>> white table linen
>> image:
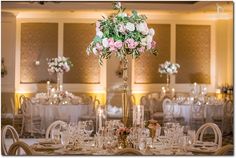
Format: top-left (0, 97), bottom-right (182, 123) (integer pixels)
top-left (173, 103), bottom-right (224, 124)
top-left (31, 104), bottom-right (89, 132)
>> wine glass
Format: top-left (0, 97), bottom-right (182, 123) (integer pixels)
top-left (84, 120), bottom-right (94, 138)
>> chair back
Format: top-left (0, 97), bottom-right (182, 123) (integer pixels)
top-left (1, 125), bottom-right (19, 155)
top-left (21, 97), bottom-right (33, 117)
top-left (8, 141), bottom-right (34, 155)
top-left (10, 98), bottom-right (15, 115)
top-left (162, 98), bottom-right (174, 117)
top-left (140, 96), bottom-right (149, 106)
top-left (114, 148), bottom-right (143, 155)
top-left (130, 95), bottom-right (136, 106)
top-left (196, 123), bottom-right (222, 149)
top-left (224, 100), bottom-right (233, 117)
top-left (45, 120), bottom-right (67, 139)
top-left (191, 100), bottom-right (205, 119)
top-left (214, 144), bottom-right (234, 155)
top-left (146, 92), bottom-right (160, 100)
top-left (172, 103), bottom-right (182, 117)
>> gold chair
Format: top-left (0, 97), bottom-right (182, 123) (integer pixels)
top-left (196, 123), bottom-right (222, 151)
top-left (8, 141), bottom-right (34, 155)
top-left (214, 144), bottom-right (234, 155)
top-left (45, 120), bottom-right (67, 139)
top-left (1, 125), bottom-right (19, 155)
top-left (21, 97), bottom-right (42, 136)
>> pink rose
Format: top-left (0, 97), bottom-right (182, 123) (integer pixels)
top-left (147, 42), bottom-right (152, 50)
top-left (96, 43), bottom-right (103, 51)
top-left (137, 46), bottom-right (145, 53)
top-left (108, 38), bottom-right (115, 47)
top-left (114, 41), bottom-right (123, 49)
top-left (109, 46), bottom-right (117, 52)
top-left (151, 41), bottom-right (156, 49)
top-left (125, 38), bottom-right (138, 49)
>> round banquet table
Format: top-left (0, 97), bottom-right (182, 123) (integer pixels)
top-left (172, 103), bottom-right (224, 124)
top-left (31, 104), bottom-right (89, 132)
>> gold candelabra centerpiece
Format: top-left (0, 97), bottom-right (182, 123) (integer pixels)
top-left (87, 2), bottom-right (157, 127)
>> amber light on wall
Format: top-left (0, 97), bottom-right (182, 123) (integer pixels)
top-left (176, 24), bottom-right (211, 84)
top-left (63, 23), bottom-right (100, 84)
top-left (20, 23), bottom-right (58, 83)
top-left (134, 24), bottom-right (171, 84)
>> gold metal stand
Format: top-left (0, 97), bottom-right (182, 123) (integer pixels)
top-left (122, 56), bottom-right (129, 127)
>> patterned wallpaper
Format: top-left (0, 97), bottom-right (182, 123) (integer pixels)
top-left (20, 23), bottom-right (58, 83)
top-left (176, 25), bottom-right (211, 84)
top-left (63, 23), bottom-right (100, 84)
top-left (134, 24), bottom-right (171, 84)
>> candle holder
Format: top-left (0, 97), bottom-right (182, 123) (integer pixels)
top-left (96, 106), bottom-right (107, 133)
top-left (133, 105), bottom-right (144, 128)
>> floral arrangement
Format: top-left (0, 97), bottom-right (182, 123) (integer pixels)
top-left (159, 61), bottom-right (180, 75)
top-left (87, 2), bottom-right (157, 64)
top-left (145, 119), bottom-right (160, 139)
top-left (47, 56), bottom-right (73, 74)
top-left (116, 127), bottom-right (130, 138)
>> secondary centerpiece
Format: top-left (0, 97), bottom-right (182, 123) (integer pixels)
top-left (116, 127), bottom-right (130, 148)
top-left (159, 61), bottom-right (180, 91)
top-left (145, 119), bottom-right (161, 142)
top-left (87, 2), bottom-right (157, 126)
top-left (47, 56), bottom-right (73, 90)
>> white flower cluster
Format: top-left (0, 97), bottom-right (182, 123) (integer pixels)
top-left (159, 61), bottom-right (180, 74)
top-left (47, 56), bottom-right (72, 74)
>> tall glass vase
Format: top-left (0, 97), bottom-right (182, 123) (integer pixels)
top-left (122, 56), bottom-right (129, 127)
top-left (57, 72), bottom-right (63, 91)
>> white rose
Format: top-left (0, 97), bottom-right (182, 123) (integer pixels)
top-left (146, 35), bottom-right (153, 43)
top-left (125, 22), bottom-right (135, 32)
top-left (141, 37), bottom-right (147, 46)
top-left (102, 38), bottom-right (109, 48)
top-left (149, 28), bottom-right (155, 36)
top-left (167, 68), bottom-right (172, 73)
top-left (96, 31), bottom-right (103, 38)
top-left (136, 22), bottom-right (149, 35)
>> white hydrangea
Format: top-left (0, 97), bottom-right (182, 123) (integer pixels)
top-left (125, 22), bottom-right (135, 32)
top-left (136, 22), bottom-right (149, 35)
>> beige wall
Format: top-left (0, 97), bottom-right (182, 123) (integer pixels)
top-left (215, 19), bottom-right (233, 87)
top-left (1, 11), bottom-right (233, 110)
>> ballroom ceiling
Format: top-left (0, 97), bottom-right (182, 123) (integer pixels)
top-left (1, 1), bottom-right (233, 14)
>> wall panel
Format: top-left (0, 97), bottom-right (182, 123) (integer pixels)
top-left (176, 25), bottom-right (211, 84)
top-left (20, 23), bottom-right (58, 83)
top-left (134, 24), bottom-right (171, 84)
top-left (63, 23), bottom-right (100, 83)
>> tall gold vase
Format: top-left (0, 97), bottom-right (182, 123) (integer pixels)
top-left (122, 56), bottom-right (129, 127)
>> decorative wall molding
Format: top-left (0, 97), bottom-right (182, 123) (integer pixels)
top-left (134, 24), bottom-right (171, 84)
top-left (176, 24), bottom-right (211, 84)
top-left (20, 22), bottom-right (58, 83)
top-left (132, 20), bottom-right (216, 93)
top-left (15, 18), bottom-right (106, 93)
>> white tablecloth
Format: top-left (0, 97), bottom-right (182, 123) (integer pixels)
top-left (173, 104), bottom-right (224, 124)
top-left (32, 104), bottom-right (89, 132)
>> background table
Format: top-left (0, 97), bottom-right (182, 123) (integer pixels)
top-left (31, 104), bottom-right (89, 132)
